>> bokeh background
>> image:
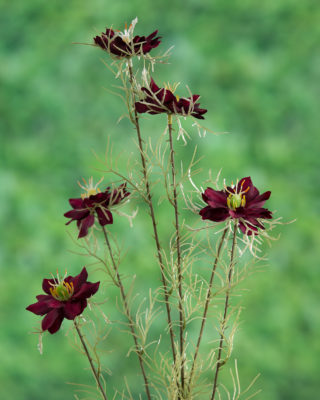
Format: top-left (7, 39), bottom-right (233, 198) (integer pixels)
top-left (1, 0), bottom-right (319, 399)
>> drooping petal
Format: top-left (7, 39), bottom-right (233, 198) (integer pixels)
top-left (73, 281), bottom-right (100, 300)
top-left (69, 198), bottom-right (85, 209)
top-left (26, 300), bottom-right (52, 316)
top-left (63, 300), bottom-right (86, 320)
top-left (47, 312), bottom-right (64, 334)
top-left (64, 208), bottom-right (90, 221)
top-left (247, 191), bottom-right (271, 208)
top-left (199, 206), bottom-right (229, 222)
top-left (96, 207), bottom-right (113, 226)
top-left (69, 267), bottom-right (88, 293)
top-left (78, 214), bottom-right (95, 238)
top-left (42, 309), bottom-right (63, 333)
top-left (238, 221), bottom-right (258, 236)
top-left (203, 188), bottom-right (228, 208)
top-left (42, 278), bottom-right (56, 295)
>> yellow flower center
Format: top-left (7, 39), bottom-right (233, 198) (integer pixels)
top-left (225, 179), bottom-right (250, 210)
top-left (50, 281), bottom-right (74, 301)
top-left (78, 177), bottom-right (103, 199)
top-left (227, 193), bottom-right (246, 210)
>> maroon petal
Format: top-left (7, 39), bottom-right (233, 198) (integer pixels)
top-left (69, 267), bottom-right (88, 293)
top-left (247, 191), bottom-right (271, 208)
top-left (42, 309), bottom-right (63, 333)
top-left (69, 198), bottom-right (84, 209)
top-left (238, 177), bottom-right (260, 202)
top-left (47, 312), bottom-right (64, 334)
top-left (26, 300), bottom-right (52, 316)
top-left (199, 206), bottom-right (229, 222)
top-left (135, 102), bottom-right (149, 113)
top-left (63, 300), bottom-right (87, 320)
top-left (36, 294), bottom-right (51, 301)
top-left (150, 78), bottom-right (160, 92)
top-left (42, 278), bottom-right (56, 295)
top-left (78, 214), bottom-right (95, 238)
top-left (245, 207), bottom-right (272, 219)
top-left (239, 221), bottom-right (258, 236)
top-left (64, 208), bottom-right (90, 221)
top-left (96, 207), bottom-right (113, 226)
top-left (73, 281), bottom-right (100, 300)
top-left (203, 188), bottom-right (228, 208)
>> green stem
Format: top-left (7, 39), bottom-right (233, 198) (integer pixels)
top-left (187, 227), bottom-right (228, 393)
top-left (74, 319), bottom-right (108, 400)
top-left (127, 62), bottom-right (177, 365)
top-left (168, 115), bottom-right (185, 395)
top-left (102, 226), bottom-right (152, 400)
top-left (211, 222), bottom-right (238, 400)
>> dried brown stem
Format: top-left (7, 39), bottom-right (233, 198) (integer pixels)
top-left (168, 115), bottom-right (185, 395)
top-left (74, 319), bottom-right (108, 400)
top-left (211, 222), bottom-right (238, 400)
top-left (102, 226), bottom-right (152, 400)
top-left (187, 227), bottom-right (228, 393)
top-left (127, 62), bottom-right (177, 365)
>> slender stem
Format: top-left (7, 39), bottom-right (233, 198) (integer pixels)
top-left (102, 226), bottom-right (152, 400)
top-left (74, 319), bottom-right (108, 400)
top-left (127, 62), bottom-right (177, 364)
top-left (187, 227), bottom-right (228, 392)
top-left (211, 222), bottom-right (238, 400)
top-left (168, 115), bottom-right (185, 394)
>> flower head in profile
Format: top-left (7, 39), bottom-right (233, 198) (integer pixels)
top-left (26, 267), bottom-right (100, 334)
top-left (199, 176), bottom-right (272, 235)
top-left (135, 78), bottom-right (207, 120)
top-left (64, 178), bottom-right (130, 238)
top-left (94, 17), bottom-right (161, 58)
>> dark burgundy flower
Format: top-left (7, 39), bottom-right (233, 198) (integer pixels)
top-left (135, 78), bottom-right (207, 120)
top-left (26, 267), bottom-right (100, 334)
top-left (94, 18), bottom-right (161, 58)
top-left (199, 177), bottom-right (272, 235)
top-left (64, 178), bottom-right (130, 238)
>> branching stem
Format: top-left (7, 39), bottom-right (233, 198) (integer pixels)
top-left (187, 227), bottom-right (228, 393)
top-left (127, 62), bottom-right (177, 365)
top-left (102, 226), bottom-right (152, 400)
top-left (211, 222), bottom-right (238, 400)
top-left (168, 115), bottom-right (185, 395)
top-left (74, 319), bottom-right (108, 400)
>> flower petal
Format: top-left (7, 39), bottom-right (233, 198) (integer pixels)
top-left (73, 281), bottom-right (100, 300)
top-left (199, 206), bottom-right (229, 222)
top-left (69, 267), bottom-right (88, 293)
top-left (247, 191), bottom-right (271, 208)
top-left (78, 214), bottom-right (95, 238)
top-left (63, 300), bottom-right (87, 320)
top-left (96, 207), bottom-right (113, 226)
top-left (42, 309), bottom-right (63, 333)
top-left (69, 198), bottom-right (85, 209)
top-left (203, 187), bottom-right (228, 208)
top-left (26, 300), bottom-right (51, 316)
top-left (64, 208), bottom-right (90, 221)
top-left (42, 278), bottom-right (56, 295)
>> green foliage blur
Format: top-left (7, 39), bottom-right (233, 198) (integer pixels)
top-left (1, 0), bottom-right (319, 399)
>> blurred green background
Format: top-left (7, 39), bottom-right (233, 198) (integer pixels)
top-left (1, 0), bottom-right (319, 398)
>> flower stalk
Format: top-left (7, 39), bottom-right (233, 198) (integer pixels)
top-left (211, 222), bottom-right (238, 400)
top-left (127, 61), bottom-right (177, 365)
top-left (187, 226), bottom-right (228, 393)
top-left (168, 114), bottom-right (185, 394)
top-left (74, 319), bottom-right (108, 400)
top-left (102, 226), bottom-right (152, 400)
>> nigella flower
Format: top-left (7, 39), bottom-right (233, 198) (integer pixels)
top-left (64, 178), bottom-right (130, 238)
top-left (199, 177), bottom-right (272, 235)
top-left (135, 78), bottom-right (207, 120)
top-left (26, 267), bottom-right (100, 334)
top-left (94, 17), bottom-right (161, 58)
